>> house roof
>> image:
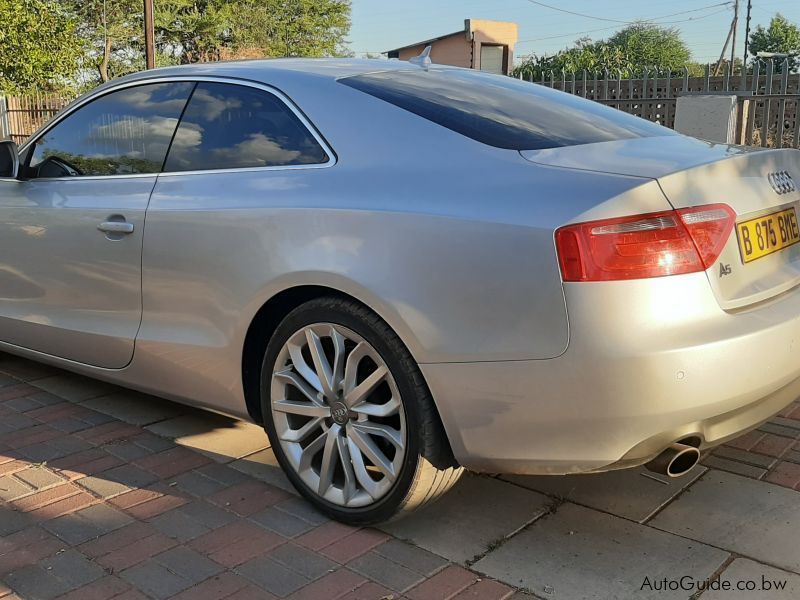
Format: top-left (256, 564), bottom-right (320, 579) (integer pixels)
top-left (385, 30), bottom-right (465, 54)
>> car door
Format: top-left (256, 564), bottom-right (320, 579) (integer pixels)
top-left (0, 81), bottom-right (194, 368)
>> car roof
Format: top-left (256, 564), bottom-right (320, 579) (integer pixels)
top-left (113, 58), bottom-right (435, 86)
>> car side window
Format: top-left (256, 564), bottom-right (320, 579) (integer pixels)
top-left (163, 82), bottom-right (329, 172)
top-left (25, 82), bottom-right (195, 178)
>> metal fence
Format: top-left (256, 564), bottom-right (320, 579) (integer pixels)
top-left (0, 92), bottom-right (72, 144)
top-left (526, 61), bottom-right (800, 149)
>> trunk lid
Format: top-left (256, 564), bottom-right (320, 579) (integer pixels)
top-left (522, 136), bottom-right (800, 309)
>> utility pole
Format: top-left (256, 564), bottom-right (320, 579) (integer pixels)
top-left (743, 0), bottom-right (752, 68)
top-left (730, 0), bottom-right (739, 72)
top-left (144, 0), bottom-right (155, 70)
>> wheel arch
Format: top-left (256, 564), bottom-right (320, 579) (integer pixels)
top-left (240, 284), bottom-right (448, 452)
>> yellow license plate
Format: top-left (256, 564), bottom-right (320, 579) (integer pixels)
top-left (736, 207), bottom-right (800, 263)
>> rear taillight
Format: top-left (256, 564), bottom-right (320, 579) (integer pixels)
top-left (555, 203), bottom-right (735, 282)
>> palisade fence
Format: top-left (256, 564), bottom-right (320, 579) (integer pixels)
top-left (0, 92), bottom-right (73, 144)
top-left (521, 60), bottom-right (800, 149)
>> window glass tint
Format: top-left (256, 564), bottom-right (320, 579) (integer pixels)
top-left (164, 83), bottom-right (328, 172)
top-left (339, 69), bottom-right (675, 150)
top-left (28, 82), bottom-right (193, 177)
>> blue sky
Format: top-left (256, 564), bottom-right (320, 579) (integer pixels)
top-left (349, 0), bottom-right (800, 64)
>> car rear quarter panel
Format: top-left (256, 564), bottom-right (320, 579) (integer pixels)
top-left (132, 76), bottom-right (673, 417)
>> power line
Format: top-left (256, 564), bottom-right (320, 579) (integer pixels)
top-left (516, 7), bottom-right (731, 45)
top-left (519, 0), bottom-right (732, 25)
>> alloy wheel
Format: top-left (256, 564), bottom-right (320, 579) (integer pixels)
top-left (270, 323), bottom-right (407, 508)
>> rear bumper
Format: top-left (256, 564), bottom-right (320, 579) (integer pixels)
top-left (421, 272), bottom-right (800, 475)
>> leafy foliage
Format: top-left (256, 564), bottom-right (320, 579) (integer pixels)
top-left (513, 23), bottom-right (693, 80)
top-left (749, 13), bottom-right (800, 72)
top-left (0, 0), bottom-right (85, 92)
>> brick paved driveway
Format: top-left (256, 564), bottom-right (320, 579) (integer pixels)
top-left (1, 351), bottom-right (800, 600)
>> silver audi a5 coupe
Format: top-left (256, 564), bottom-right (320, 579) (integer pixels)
top-left (1, 58), bottom-right (799, 524)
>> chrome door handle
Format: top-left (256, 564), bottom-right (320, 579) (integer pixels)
top-left (98, 221), bottom-right (134, 234)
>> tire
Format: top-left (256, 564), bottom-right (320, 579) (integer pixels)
top-left (260, 297), bottom-right (463, 525)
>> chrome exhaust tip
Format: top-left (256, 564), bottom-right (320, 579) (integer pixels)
top-left (645, 442), bottom-right (700, 478)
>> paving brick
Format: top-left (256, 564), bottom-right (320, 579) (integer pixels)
top-left (103, 441), bottom-right (152, 462)
top-left (236, 557), bottom-right (310, 597)
top-left (0, 475), bottom-right (33, 501)
top-left (12, 483), bottom-right (80, 512)
top-left (175, 500), bottom-right (237, 530)
top-left (154, 546), bottom-right (223, 584)
top-left (207, 527), bottom-right (285, 568)
top-left (169, 471), bottom-right (228, 497)
top-left (712, 446), bottom-right (778, 469)
top-left (149, 507), bottom-right (212, 542)
top-left (79, 521), bottom-right (156, 558)
top-left (702, 455), bottom-right (768, 479)
top-left (251, 507), bottom-right (315, 538)
top-left (96, 533), bottom-right (178, 572)
top-left (40, 549), bottom-right (106, 588)
top-left (453, 579), bottom-right (515, 600)
top-left (29, 491), bottom-right (96, 521)
top-left (771, 416), bottom-right (800, 432)
top-left (287, 568), bottom-right (366, 600)
top-left (134, 447), bottom-right (211, 479)
top-left (100, 464), bottom-right (158, 488)
top-left (14, 467), bottom-right (65, 491)
top-left (77, 422), bottom-right (139, 445)
top-left (169, 572), bottom-right (251, 600)
top-left (372, 539), bottom-right (449, 577)
top-left (224, 586), bottom-right (279, 600)
top-left (4, 424), bottom-right (62, 449)
top-left (0, 383), bottom-right (38, 401)
top-left (273, 497), bottom-right (329, 526)
top-left (54, 576), bottom-right (131, 600)
top-left (130, 432), bottom-right (175, 453)
top-left (268, 543), bottom-right (337, 580)
top-left (44, 503), bottom-right (134, 544)
top-left (119, 560), bottom-right (192, 600)
top-left (758, 422), bottom-right (800, 439)
top-left (724, 430), bottom-right (765, 451)
top-left (785, 449), bottom-right (800, 464)
top-left (348, 551), bottom-right (425, 592)
top-left (75, 475), bottom-right (130, 499)
top-left (319, 529), bottom-right (390, 563)
top-left (406, 566), bottom-right (477, 600)
top-left (0, 460), bottom-right (28, 477)
top-left (295, 521), bottom-right (359, 551)
top-left (0, 510), bottom-right (33, 537)
top-left (3, 565), bottom-right (73, 600)
top-left (57, 454), bottom-right (122, 480)
top-left (107, 488), bottom-right (162, 511)
top-left (752, 433), bottom-right (795, 457)
top-left (207, 480), bottom-right (290, 516)
top-left (0, 528), bottom-right (62, 574)
top-left (765, 461), bottom-right (800, 489)
top-left (42, 512), bottom-right (107, 545)
top-left (5, 396), bottom-right (43, 412)
top-left (124, 493), bottom-right (188, 519)
top-left (196, 463), bottom-right (252, 486)
top-left (337, 581), bottom-right (394, 600)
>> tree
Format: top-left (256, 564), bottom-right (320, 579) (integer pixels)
top-left (154, 0), bottom-right (351, 64)
top-left (514, 23), bottom-right (692, 80)
top-left (749, 13), bottom-right (800, 72)
top-left (607, 23), bottom-right (690, 71)
top-left (232, 0), bottom-right (351, 58)
top-left (0, 0), bottom-right (84, 92)
top-left (63, 0), bottom-right (145, 83)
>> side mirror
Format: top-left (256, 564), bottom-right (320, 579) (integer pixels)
top-left (0, 140), bottom-right (19, 178)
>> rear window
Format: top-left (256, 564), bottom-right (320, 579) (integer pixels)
top-left (339, 69), bottom-right (674, 151)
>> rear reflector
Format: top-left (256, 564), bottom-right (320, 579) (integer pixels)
top-left (556, 204), bottom-right (736, 282)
